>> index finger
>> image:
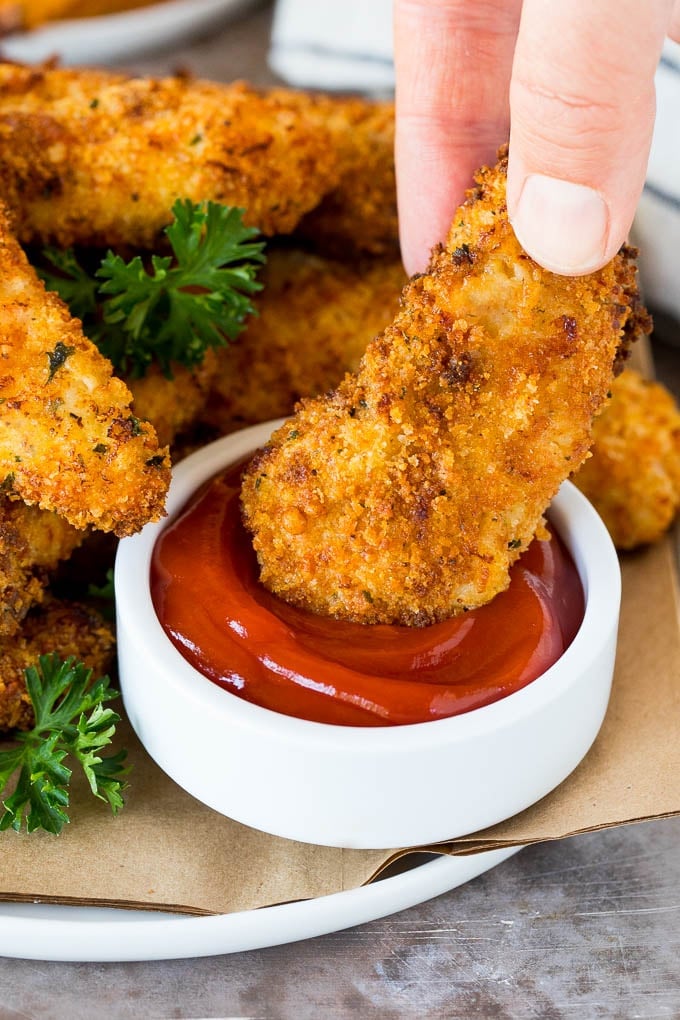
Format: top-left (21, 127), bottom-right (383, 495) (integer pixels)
top-left (394, 0), bottom-right (522, 274)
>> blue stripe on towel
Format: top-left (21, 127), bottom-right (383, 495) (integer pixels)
top-left (643, 180), bottom-right (680, 212)
top-left (660, 53), bottom-right (680, 75)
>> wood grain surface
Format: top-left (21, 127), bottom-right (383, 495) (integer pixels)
top-left (1, 819), bottom-right (679, 1018)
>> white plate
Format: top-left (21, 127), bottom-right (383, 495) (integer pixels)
top-left (0, 0), bottom-right (257, 66)
top-left (0, 847), bottom-right (519, 961)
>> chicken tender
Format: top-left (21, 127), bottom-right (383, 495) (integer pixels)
top-left (0, 500), bottom-right (85, 638)
top-left (4, 0), bottom-right (158, 30)
top-left (0, 64), bottom-right (340, 249)
top-left (0, 203), bottom-right (169, 536)
top-left (293, 96), bottom-right (398, 258)
top-left (0, 597), bottom-right (115, 733)
top-left (573, 368), bottom-right (680, 549)
top-left (202, 250), bottom-right (405, 435)
top-left (0, 301), bottom-right (211, 640)
top-left (127, 350), bottom-right (219, 449)
top-left (241, 151), bottom-right (646, 626)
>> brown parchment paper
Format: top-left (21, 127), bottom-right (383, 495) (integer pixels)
top-left (437, 534), bottom-right (680, 856)
top-left (0, 716), bottom-right (390, 915)
top-left (2, 505), bottom-right (679, 915)
top-left (1, 347), bottom-right (679, 916)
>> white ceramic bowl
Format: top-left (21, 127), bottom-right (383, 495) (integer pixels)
top-left (116, 421), bottom-right (621, 850)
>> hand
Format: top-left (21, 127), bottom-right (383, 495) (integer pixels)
top-left (394, 0), bottom-right (680, 276)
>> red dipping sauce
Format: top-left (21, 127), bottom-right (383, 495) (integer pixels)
top-left (151, 466), bottom-right (585, 727)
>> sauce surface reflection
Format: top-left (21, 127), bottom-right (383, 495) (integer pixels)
top-left (151, 466), bottom-right (585, 726)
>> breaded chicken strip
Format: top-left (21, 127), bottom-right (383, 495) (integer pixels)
top-left (0, 203), bottom-right (169, 536)
top-left (0, 64), bottom-right (340, 249)
top-left (127, 350), bottom-right (219, 450)
top-left (241, 152), bottom-right (646, 626)
top-left (0, 597), bottom-right (115, 733)
top-left (573, 368), bottom-right (680, 549)
top-left (292, 96), bottom-right (398, 258)
top-left (4, 0), bottom-right (157, 30)
top-left (0, 349), bottom-right (214, 642)
top-left (202, 250), bottom-right (405, 435)
top-left (0, 499), bottom-right (85, 638)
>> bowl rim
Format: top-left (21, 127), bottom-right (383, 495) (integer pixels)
top-left (115, 419), bottom-right (621, 751)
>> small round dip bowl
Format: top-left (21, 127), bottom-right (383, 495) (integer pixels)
top-left (116, 421), bottom-right (621, 850)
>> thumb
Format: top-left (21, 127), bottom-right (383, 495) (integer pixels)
top-left (507, 0), bottom-right (673, 276)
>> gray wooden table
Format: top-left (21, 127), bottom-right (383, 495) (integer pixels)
top-left (1, 4), bottom-right (680, 1017)
top-left (1, 819), bottom-right (679, 1018)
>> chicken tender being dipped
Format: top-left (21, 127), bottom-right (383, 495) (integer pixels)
top-left (0, 202), bottom-right (169, 536)
top-left (241, 151), bottom-right (648, 626)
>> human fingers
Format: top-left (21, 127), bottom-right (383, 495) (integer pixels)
top-left (394, 0), bottom-right (522, 275)
top-left (668, 0), bottom-right (680, 41)
top-left (507, 0), bottom-right (674, 276)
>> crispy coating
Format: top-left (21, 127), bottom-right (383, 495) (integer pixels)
top-left (292, 96), bottom-right (398, 258)
top-left (7, 1), bottom-right (159, 30)
top-left (202, 250), bottom-right (405, 435)
top-left (0, 203), bottom-right (170, 536)
top-left (127, 350), bottom-right (219, 449)
top-left (0, 0), bottom-right (150, 32)
top-left (0, 63), bottom-right (340, 248)
top-left (0, 499), bottom-right (85, 638)
top-left (573, 368), bottom-right (680, 549)
top-left (241, 152), bottom-right (645, 626)
top-left (0, 597), bottom-right (115, 733)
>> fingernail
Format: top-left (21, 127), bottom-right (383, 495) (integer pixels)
top-left (510, 174), bottom-right (609, 275)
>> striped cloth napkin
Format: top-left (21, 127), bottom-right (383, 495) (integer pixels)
top-left (270, 3), bottom-right (680, 321)
top-left (269, 0), bottom-right (394, 93)
top-left (633, 39), bottom-right (680, 323)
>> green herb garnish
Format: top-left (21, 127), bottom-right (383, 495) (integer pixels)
top-left (0, 654), bottom-right (129, 834)
top-left (39, 199), bottom-right (266, 379)
top-left (87, 566), bottom-right (116, 622)
top-left (46, 341), bottom-right (76, 382)
top-left (41, 248), bottom-right (98, 323)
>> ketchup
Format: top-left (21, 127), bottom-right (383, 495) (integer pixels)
top-left (151, 465), bottom-right (585, 727)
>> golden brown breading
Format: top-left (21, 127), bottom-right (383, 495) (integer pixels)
top-left (0, 597), bottom-right (115, 733)
top-left (202, 250), bottom-right (405, 435)
top-left (241, 152), bottom-right (645, 626)
top-left (127, 350), bottom-right (219, 449)
top-left (0, 202), bottom-right (170, 536)
top-left (293, 96), bottom-right (398, 258)
top-left (573, 368), bottom-right (680, 549)
top-left (0, 499), bottom-right (85, 638)
top-left (0, 64), bottom-right (341, 249)
top-left (0, 0), bottom-right (153, 32)
top-left (15, 0), bottom-right (158, 29)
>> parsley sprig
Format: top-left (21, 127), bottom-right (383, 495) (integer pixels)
top-left (87, 566), bottom-right (116, 621)
top-left (39, 199), bottom-right (266, 378)
top-left (0, 654), bottom-right (129, 834)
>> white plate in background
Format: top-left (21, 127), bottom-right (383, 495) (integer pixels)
top-left (0, 847), bottom-right (519, 961)
top-left (0, 0), bottom-right (257, 65)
